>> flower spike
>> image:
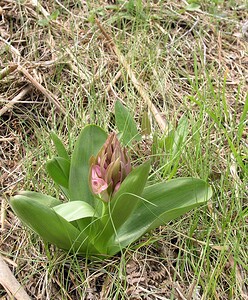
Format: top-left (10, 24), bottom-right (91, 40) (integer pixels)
top-left (89, 133), bottom-right (132, 202)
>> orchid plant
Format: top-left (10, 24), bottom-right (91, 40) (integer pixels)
top-left (11, 122), bottom-right (212, 257)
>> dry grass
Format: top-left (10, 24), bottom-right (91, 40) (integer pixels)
top-left (1, 0), bottom-right (247, 299)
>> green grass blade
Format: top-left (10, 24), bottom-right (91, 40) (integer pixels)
top-left (237, 94), bottom-right (248, 143)
top-left (161, 115), bottom-right (189, 178)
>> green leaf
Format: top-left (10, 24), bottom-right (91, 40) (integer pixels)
top-left (50, 131), bottom-right (70, 161)
top-left (37, 18), bottom-right (50, 26)
top-left (115, 100), bottom-right (141, 145)
top-left (46, 157), bottom-right (70, 188)
top-left (69, 125), bottom-right (107, 205)
top-left (53, 201), bottom-right (98, 222)
top-left (185, 3), bottom-right (201, 11)
top-left (50, 10), bottom-right (60, 20)
top-left (110, 160), bottom-right (151, 229)
top-left (37, 10), bottom-right (59, 26)
top-left (108, 178), bottom-right (212, 255)
top-left (10, 195), bottom-right (96, 253)
top-left (16, 191), bottom-right (62, 207)
top-left (93, 161), bottom-right (150, 253)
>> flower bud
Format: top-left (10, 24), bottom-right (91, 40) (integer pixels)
top-left (89, 133), bottom-right (132, 202)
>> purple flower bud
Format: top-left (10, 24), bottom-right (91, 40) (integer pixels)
top-left (91, 165), bottom-right (108, 194)
top-left (89, 133), bottom-right (132, 202)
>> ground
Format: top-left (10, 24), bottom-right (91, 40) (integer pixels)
top-left (0, 0), bottom-right (247, 299)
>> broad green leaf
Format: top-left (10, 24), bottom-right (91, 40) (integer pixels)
top-left (69, 125), bottom-right (107, 205)
top-left (46, 157), bottom-right (70, 188)
top-left (53, 201), bottom-right (98, 222)
top-left (108, 178), bottom-right (212, 255)
top-left (16, 191), bottom-right (62, 207)
top-left (110, 160), bottom-right (151, 229)
top-left (50, 131), bottom-right (70, 161)
top-left (93, 161), bottom-right (150, 253)
top-left (10, 195), bottom-right (97, 254)
top-left (115, 100), bottom-right (141, 145)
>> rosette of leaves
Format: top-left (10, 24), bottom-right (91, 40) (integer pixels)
top-left (10, 125), bottom-right (212, 257)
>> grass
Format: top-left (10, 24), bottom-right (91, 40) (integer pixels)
top-left (1, 0), bottom-right (247, 299)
